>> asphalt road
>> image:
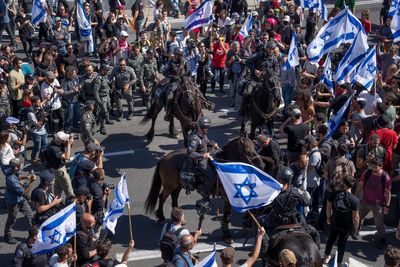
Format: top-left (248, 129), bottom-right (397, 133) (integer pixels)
top-left (0, 0), bottom-right (397, 266)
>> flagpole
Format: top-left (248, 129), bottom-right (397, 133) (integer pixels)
top-left (127, 203), bottom-right (133, 241)
top-left (247, 210), bottom-right (262, 229)
top-left (215, 177), bottom-right (220, 216)
top-left (74, 234), bottom-right (77, 267)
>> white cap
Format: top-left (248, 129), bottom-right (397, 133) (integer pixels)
top-left (55, 131), bottom-right (70, 141)
top-left (120, 30), bottom-right (129, 37)
top-left (283, 15), bottom-right (290, 22)
top-left (6, 116), bottom-right (19, 124)
top-left (252, 11), bottom-right (258, 16)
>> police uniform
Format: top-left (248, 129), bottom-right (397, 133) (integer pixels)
top-left (187, 131), bottom-right (215, 194)
top-left (93, 71), bottom-right (113, 133)
top-left (109, 66), bottom-right (137, 120)
top-left (0, 85), bottom-right (11, 131)
top-left (128, 53), bottom-right (144, 94)
top-left (141, 56), bottom-right (158, 109)
top-left (12, 240), bottom-right (47, 267)
top-left (80, 72), bottom-right (99, 102)
top-left (80, 109), bottom-right (97, 146)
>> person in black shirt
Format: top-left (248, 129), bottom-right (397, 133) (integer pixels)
top-left (95, 238), bottom-right (134, 267)
top-left (324, 175), bottom-right (359, 265)
top-left (76, 213), bottom-right (97, 266)
top-left (66, 186), bottom-right (92, 223)
top-left (89, 168), bottom-right (109, 215)
top-left (72, 158), bottom-right (95, 191)
top-left (255, 134), bottom-right (281, 177)
top-left (131, 0), bottom-right (145, 41)
top-left (11, 225), bottom-right (48, 267)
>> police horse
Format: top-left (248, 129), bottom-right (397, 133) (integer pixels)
top-left (140, 76), bottom-right (214, 147)
top-left (144, 134), bottom-right (265, 243)
top-left (240, 77), bottom-right (280, 140)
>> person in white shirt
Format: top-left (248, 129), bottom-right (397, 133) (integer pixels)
top-left (0, 131), bottom-right (16, 175)
top-left (40, 71), bottom-right (64, 133)
top-left (49, 243), bottom-right (77, 267)
top-left (358, 89), bottom-right (382, 116)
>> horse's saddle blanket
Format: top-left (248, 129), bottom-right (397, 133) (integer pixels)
top-left (179, 156), bottom-right (202, 191)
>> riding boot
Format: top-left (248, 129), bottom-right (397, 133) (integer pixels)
top-left (164, 99), bottom-right (172, 121)
top-left (100, 121), bottom-right (107, 135)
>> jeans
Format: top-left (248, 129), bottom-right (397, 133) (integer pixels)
top-left (210, 67), bottom-right (225, 91)
top-left (0, 22), bottom-right (16, 44)
top-left (282, 84), bottom-right (295, 111)
top-left (230, 73), bottom-right (242, 108)
top-left (4, 201), bottom-right (33, 234)
top-left (324, 227), bottom-right (350, 264)
top-left (134, 19), bottom-right (144, 41)
top-left (31, 132), bottom-right (48, 161)
top-left (64, 102), bottom-right (81, 129)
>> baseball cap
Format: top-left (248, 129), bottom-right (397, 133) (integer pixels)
top-left (120, 31), bottom-right (129, 37)
top-left (55, 17), bottom-right (62, 22)
top-left (86, 142), bottom-right (101, 152)
top-left (283, 15), bottom-right (290, 22)
top-left (252, 11), bottom-right (258, 16)
top-left (76, 186), bottom-right (93, 198)
top-left (220, 247), bottom-right (235, 261)
top-left (39, 169), bottom-right (55, 185)
top-left (377, 114), bottom-right (390, 129)
top-left (6, 116), bottom-right (19, 125)
top-left (54, 131), bottom-right (70, 141)
top-left (9, 158), bottom-right (23, 168)
top-left (303, 135), bottom-right (317, 144)
top-left (79, 159), bottom-right (95, 171)
top-left (46, 71), bottom-right (56, 79)
top-left (291, 108), bottom-right (301, 117)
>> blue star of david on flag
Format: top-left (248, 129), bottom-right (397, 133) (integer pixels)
top-left (366, 63), bottom-right (376, 75)
top-left (234, 177), bottom-right (258, 205)
top-left (195, 8), bottom-right (204, 18)
top-left (320, 31), bottom-right (332, 41)
top-left (49, 229), bottom-right (62, 244)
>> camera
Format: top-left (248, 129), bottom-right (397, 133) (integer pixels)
top-left (234, 55), bottom-right (240, 62)
top-left (196, 199), bottom-right (211, 216)
top-left (96, 146), bottom-right (105, 154)
top-left (102, 183), bottom-right (115, 191)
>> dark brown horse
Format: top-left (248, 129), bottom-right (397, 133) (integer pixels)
top-left (263, 231), bottom-right (322, 267)
top-left (140, 76), bottom-right (214, 147)
top-left (241, 78), bottom-right (279, 140)
top-left (144, 135), bottom-right (265, 243)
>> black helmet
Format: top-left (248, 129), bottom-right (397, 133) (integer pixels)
top-left (173, 47), bottom-right (184, 56)
top-left (277, 166), bottom-right (293, 184)
top-left (197, 117), bottom-right (211, 129)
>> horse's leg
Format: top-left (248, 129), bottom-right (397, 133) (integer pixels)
top-left (171, 187), bottom-right (182, 208)
top-left (146, 104), bottom-right (162, 142)
top-left (221, 198), bottom-right (233, 244)
top-left (249, 120), bottom-right (257, 140)
top-left (155, 188), bottom-right (169, 223)
top-left (169, 117), bottom-right (179, 138)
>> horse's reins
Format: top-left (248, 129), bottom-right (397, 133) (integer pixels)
top-left (250, 86), bottom-right (279, 120)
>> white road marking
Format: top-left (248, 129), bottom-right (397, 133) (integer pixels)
top-left (104, 149), bottom-right (136, 157)
top-left (116, 238), bottom-right (254, 262)
top-left (348, 257), bottom-right (372, 267)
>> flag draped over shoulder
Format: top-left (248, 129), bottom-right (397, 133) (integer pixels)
top-left (32, 203), bottom-right (76, 254)
top-left (183, 0), bottom-right (213, 32)
top-left (239, 14), bottom-right (253, 38)
top-left (76, 0), bottom-right (92, 38)
top-left (212, 160), bottom-right (282, 213)
top-left (283, 31), bottom-right (299, 71)
top-left (353, 46), bottom-right (377, 91)
top-left (333, 31), bottom-right (369, 84)
top-left (32, 0), bottom-right (47, 26)
top-left (307, 8), bottom-right (364, 63)
top-left (194, 250), bottom-right (218, 267)
top-left (103, 174), bottom-right (130, 234)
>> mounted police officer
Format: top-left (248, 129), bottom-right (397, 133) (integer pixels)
top-left (141, 49), bottom-right (158, 110)
top-left (187, 117), bottom-right (219, 206)
top-left (162, 47), bottom-right (190, 121)
top-left (93, 64), bottom-right (114, 135)
top-left (80, 100), bottom-right (99, 146)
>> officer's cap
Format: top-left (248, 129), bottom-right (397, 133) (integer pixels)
top-left (39, 170), bottom-right (55, 185)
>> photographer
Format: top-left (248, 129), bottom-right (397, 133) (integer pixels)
top-left (226, 41), bottom-right (245, 109)
top-left (66, 186), bottom-right (93, 223)
top-left (31, 170), bottom-right (62, 226)
top-left (3, 158), bottom-right (35, 244)
top-left (5, 116), bottom-right (27, 158)
top-left (70, 142), bottom-right (104, 179)
top-left (61, 66), bottom-right (81, 131)
top-left (356, 134), bottom-right (386, 174)
top-left (27, 95), bottom-right (48, 164)
top-left (46, 130), bottom-right (75, 198)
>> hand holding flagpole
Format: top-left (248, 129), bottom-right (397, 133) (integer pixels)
top-left (126, 202), bottom-right (133, 241)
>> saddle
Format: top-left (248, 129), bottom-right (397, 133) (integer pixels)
top-left (269, 226), bottom-right (309, 249)
top-left (179, 156), bottom-right (203, 194)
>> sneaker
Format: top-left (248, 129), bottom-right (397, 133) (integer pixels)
top-left (323, 255), bottom-right (331, 264)
top-left (116, 117), bottom-right (122, 122)
top-left (105, 120), bottom-right (114, 125)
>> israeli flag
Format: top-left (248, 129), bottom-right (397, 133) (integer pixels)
top-left (389, 0), bottom-right (399, 17)
top-left (183, 0), bottom-right (213, 32)
top-left (149, 0), bottom-right (156, 8)
top-left (320, 54), bottom-right (334, 93)
top-left (333, 31), bottom-right (369, 84)
top-left (301, 0), bottom-right (328, 21)
top-left (307, 8), bottom-right (365, 63)
top-left (324, 95), bottom-right (353, 141)
top-left (353, 46), bottom-right (376, 91)
top-left (32, 0), bottom-right (47, 26)
top-left (239, 14), bottom-right (253, 38)
top-left (103, 174), bottom-right (130, 234)
top-left (391, 1), bottom-right (400, 43)
top-left (32, 203), bottom-right (76, 254)
top-left (283, 32), bottom-right (299, 71)
top-left (212, 160), bottom-right (282, 213)
top-left (76, 0), bottom-right (92, 38)
top-left (195, 250), bottom-right (217, 267)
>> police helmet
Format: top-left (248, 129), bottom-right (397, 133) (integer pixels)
top-left (277, 166), bottom-right (293, 184)
top-left (173, 47), bottom-right (184, 56)
top-left (197, 117), bottom-right (212, 129)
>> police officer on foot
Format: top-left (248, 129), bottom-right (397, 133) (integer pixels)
top-left (141, 49), bottom-right (159, 110)
top-left (11, 225), bottom-right (48, 266)
top-left (187, 117), bottom-right (219, 206)
top-left (80, 100), bottom-right (99, 146)
top-left (94, 64), bottom-right (114, 135)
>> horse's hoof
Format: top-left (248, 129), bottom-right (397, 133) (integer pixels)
top-left (222, 232), bottom-right (234, 244)
top-left (169, 132), bottom-right (180, 139)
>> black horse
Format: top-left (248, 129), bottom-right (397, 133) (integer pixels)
top-left (264, 230), bottom-right (322, 267)
top-left (241, 78), bottom-right (279, 140)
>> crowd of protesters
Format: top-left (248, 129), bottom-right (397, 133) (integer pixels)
top-left (0, 0), bottom-right (400, 266)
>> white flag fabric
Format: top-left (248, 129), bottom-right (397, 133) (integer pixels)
top-left (320, 54), bottom-right (334, 93)
top-left (103, 174), bottom-right (130, 234)
top-left (391, 1), bottom-right (400, 43)
top-left (389, 0), bottom-right (399, 17)
top-left (212, 160), bottom-right (282, 213)
top-left (32, 0), bottom-right (47, 26)
top-left (283, 31), bottom-right (299, 71)
top-left (333, 31), bottom-right (369, 84)
top-left (183, 0), bottom-right (213, 32)
top-left (194, 250), bottom-right (218, 267)
top-left (32, 203), bottom-right (76, 254)
top-left (76, 0), bottom-right (92, 38)
top-left (149, 0), bottom-right (156, 8)
top-left (239, 14), bottom-right (253, 38)
top-left (307, 8), bottom-right (364, 63)
top-left (324, 95), bottom-right (353, 141)
top-left (353, 46), bottom-right (376, 91)
top-left (301, 0), bottom-right (328, 21)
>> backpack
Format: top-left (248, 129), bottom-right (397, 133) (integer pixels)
top-left (333, 191), bottom-right (352, 213)
top-left (69, 153), bottom-right (84, 179)
top-left (159, 224), bottom-right (185, 262)
top-left (309, 149), bottom-right (325, 178)
top-left (329, 159), bottom-right (352, 190)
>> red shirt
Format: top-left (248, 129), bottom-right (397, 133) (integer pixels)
top-left (369, 128), bottom-right (398, 172)
top-left (211, 42), bottom-right (229, 68)
top-left (360, 170), bottom-right (391, 206)
top-left (361, 19), bottom-right (372, 34)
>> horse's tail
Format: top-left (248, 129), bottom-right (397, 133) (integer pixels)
top-left (140, 101), bottom-right (157, 125)
top-left (145, 160), bottom-right (162, 214)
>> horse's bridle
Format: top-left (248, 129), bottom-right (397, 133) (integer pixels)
top-left (251, 86), bottom-right (279, 121)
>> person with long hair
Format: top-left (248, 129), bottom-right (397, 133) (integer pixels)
top-left (0, 130), bottom-right (16, 175)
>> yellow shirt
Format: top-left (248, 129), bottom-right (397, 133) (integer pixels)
top-left (8, 69), bottom-right (25, 100)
